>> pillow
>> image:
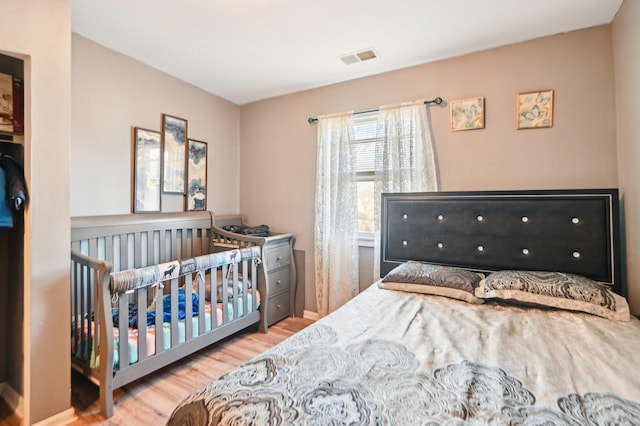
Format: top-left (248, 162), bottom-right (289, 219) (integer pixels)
top-left (475, 270), bottom-right (630, 321)
top-left (203, 269), bottom-right (253, 302)
top-left (379, 261), bottom-right (485, 304)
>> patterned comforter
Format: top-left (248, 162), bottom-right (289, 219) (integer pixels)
top-left (168, 284), bottom-right (640, 425)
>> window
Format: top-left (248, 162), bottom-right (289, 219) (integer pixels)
top-left (352, 112), bottom-right (378, 234)
top-left (352, 110), bottom-right (423, 237)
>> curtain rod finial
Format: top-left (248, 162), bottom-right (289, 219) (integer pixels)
top-left (308, 117), bottom-right (318, 125)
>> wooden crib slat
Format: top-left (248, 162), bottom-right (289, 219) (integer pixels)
top-left (221, 264), bottom-right (229, 325)
top-left (211, 266), bottom-right (219, 331)
top-left (232, 262), bottom-right (239, 320)
top-left (147, 231), bottom-right (155, 267)
top-left (119, 234), bottom-right (128, 271)
top-left (133, 232), bottom-right (142, 269)
top-left (105, 237), bottom-right (113, 267)
top-left (184, 275), bottom-right (193, 341)
top-left (169, 229), bottom-right (178, 262)
top-left (169, 277), bottom-right (179, 349)
top-left (118, 292), bottom-right (129, 370)
top-left (137, 287), bottom-right (148, 363)
top-left (182, 228), bottom-right (190, 259)
top-left (242, 259), bottom-right (249, 318)
top-left (154, 284), bottom-right (164, 355)
top-left (197, 270), bottom-right (206, 336)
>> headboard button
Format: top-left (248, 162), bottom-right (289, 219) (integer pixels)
top-left (572, 217), bottom-right (580, 224)
top-left (522, 248), bottom-right (529, 255)
top-left (437, 214), bottom-right (444, 221)
top-left (402, 214), bottom-right (408, 220)
top-left (521, 216), bottom-right (529, 223)
top-left (477, 245), bottom-right (484, 252)
top-left (402, 240), bottom-right (408, 246)
top-left (437, 242), bottom-right (443, 249)
top-left (573, 251), bottom-right (581, 258)
top-left (477, 215), bottom-right (484, 222)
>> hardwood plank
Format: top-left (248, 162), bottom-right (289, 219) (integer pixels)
top-left (70, 316), bottom-right (314, 425)
top-left (0, 399), bottom-right (22, 426)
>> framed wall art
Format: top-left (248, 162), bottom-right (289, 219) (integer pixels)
top-left (450, 97), bottom-right (485, 131)
top-left (517, 89), bottom-right (553, 129)
top-left (186, 139), bottom-right (207, 211)
top-left (133, 127), bottom-right (162, 213)
top-left (162, 114), bottom-right (187, 193)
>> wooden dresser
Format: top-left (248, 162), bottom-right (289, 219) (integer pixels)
top-left (210, 215), bottom-right (296, 332)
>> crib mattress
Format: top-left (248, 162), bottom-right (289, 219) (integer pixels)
top-left (114, 298), bottom-right (255, 366)
top-left (74, 297), bottom-right (256, 368)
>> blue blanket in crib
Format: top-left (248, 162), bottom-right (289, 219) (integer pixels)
top-left (112, 289), bottom-right (200, 328)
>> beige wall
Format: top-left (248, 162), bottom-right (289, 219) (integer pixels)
top-left (71, 34), bottom-right (241, 217)
top-left (613, 0), bottom-right (640, 313)
top-left (0, 0), bottom-right (72, 423)
top-left (239, 26), bottom-right (620, 313)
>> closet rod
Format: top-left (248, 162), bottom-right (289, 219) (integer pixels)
top-left (307, 97), bottom-right (444, 125)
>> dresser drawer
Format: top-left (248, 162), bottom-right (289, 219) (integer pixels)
top-left (268, 267), bottom-right (290, 297)
top-left (267, 291), bottom-right (290, 325)
top-left (264, 243), bottom-right (291, 271)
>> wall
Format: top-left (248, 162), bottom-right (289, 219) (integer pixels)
top-left (71, 34), bottom-right (241, 217)
top-left (0, 0), bottom-right (73, 424)
top-left (613, 0), bottom-right (640, 314)
top-left (239, 26), bottom-right (620, 314)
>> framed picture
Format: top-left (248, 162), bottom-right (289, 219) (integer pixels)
top-left (517, 89), bottom-right (553, 129)
top-left (133, 128), bottom-right (162, 213)
top-left (186, 139), bottom-right (207, 211)
top-left (450, 97), bottom-right (485, 131)
top-left (162, 114), bottom-right (188, 193)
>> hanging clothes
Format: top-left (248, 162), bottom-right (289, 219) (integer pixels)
top-left (0, 167), bottom-right (13, 227)
top-left (0, 154), bottom-right (28, 211)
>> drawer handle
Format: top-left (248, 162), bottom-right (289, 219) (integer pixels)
top-left (276, 256), bottom-right (282, 262)
top-left (276, 280), bottom-right (282, 286)
top-left (276, 304), bottom-right (281, 310)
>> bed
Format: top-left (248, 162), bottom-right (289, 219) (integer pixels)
top-left (168, 189), bottom-right (640, 425)
top-left (70, 211), bottom-right (264, 418)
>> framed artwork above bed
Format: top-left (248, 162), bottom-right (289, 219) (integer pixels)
top-left (517, 89), bottom-right (553, 129)
top-left (450, 97), bottom-right (485, 131)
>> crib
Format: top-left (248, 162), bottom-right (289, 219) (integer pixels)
top-left (70, 211), bottom-right (263, 418)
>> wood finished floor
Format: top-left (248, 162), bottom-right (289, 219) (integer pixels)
top-left (0, 317), bottom-right (313, 426)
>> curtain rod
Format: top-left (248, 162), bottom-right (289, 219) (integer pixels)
top-left (307, 97), bottom-right (444, 125)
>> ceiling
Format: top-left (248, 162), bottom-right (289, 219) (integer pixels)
top-left (72, 0), bottom-right (623, 105)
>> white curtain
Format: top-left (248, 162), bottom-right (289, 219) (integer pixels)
top-left (373, 101), bottom-right (440, 279)
top-left (314, 112), bottom-right (359, 317)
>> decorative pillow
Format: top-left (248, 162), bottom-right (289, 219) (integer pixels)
top-left (476, 270), bottom-right (630, 321)
top-left (203, 269), bottom-right (252, 302)
top-left (379, 261), bottom-right (485, 304)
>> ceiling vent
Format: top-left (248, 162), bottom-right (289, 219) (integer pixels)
top-left (340, 49), bottom-right (378, 65)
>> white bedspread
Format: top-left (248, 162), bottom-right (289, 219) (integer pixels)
top-left (168, 283), bottom-right (640, 425)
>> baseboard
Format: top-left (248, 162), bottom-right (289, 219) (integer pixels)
top-left (303, 310), bottom-right (319, 321)
top-left (0, 382), bottom-right (23, 418)
top-left (32, 407), bottom-right (77, 426)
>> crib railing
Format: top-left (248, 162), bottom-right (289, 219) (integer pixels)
top-left (71, 246), bottom-right (262, 417)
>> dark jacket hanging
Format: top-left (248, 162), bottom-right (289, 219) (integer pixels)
top-left (0, 154), bottom-right (28, 211)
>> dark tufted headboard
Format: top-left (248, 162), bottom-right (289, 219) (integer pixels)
top-left (380, 189), bottom-right (622, 295)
